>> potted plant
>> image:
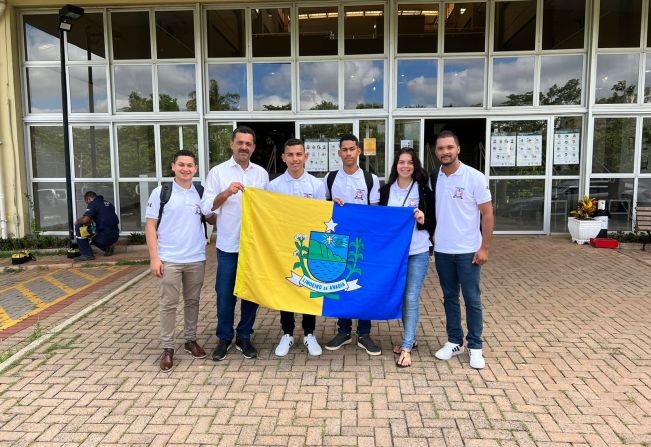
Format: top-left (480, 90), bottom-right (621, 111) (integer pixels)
top-left (567, 195), bottom-right (602, 244)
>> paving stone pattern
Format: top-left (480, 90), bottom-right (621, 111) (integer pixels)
top-left (0, 237), bottom-right (649, 446)
top-left (0, 289), bottom-right (35, 320)
top-left (23, 279), bottom-right (66, 303)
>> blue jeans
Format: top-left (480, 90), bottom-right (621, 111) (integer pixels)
top-left (434, 251), bottom-right (483, 349)
top-left (401, 252), bottom-right (430, 350)
top-left (215, 249), bottom-right (258, 341)
top-left (337, 319), bottom-right (371, 336)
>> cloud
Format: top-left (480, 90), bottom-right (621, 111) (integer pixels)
top-left (158, 65), bottom-right (197, 109)
top-left (540, 55), bottom-right (583, 95)
top-left (114, 66), bottom-right (153, 110)
top-left (492, 57), bottom-right (534, 105)
top-left (594, 54), bottom-right (639, 102)
top-left (253, 94), bottom-right (291, 110)
top-left (345, 60), bottom-right (384, 108)
top-left (27, 67), bottom-right (62, 113)
top-left (300, 62), bottom-right (338, 109)
top-left (443, 60), bottom-right (485, 107)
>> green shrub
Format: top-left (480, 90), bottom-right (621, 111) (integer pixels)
top-left (0, 236), bottom-right (68, 251)
top-left (607, 231), bottom-right (650, 243)
top-left (128, 232), bottom-right (146, 245)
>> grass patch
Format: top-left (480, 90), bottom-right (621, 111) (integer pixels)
top-left (25, 321), bottom-right (43, 344)
top-left (44, 334), bottom-right (81, 358)
top-left (1, 268), bottom-right (24, 274)
top-left (116, 259), bottom-right (150, 266)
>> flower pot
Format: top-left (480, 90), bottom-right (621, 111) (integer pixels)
top-left (567, 217), bottom-right (601, 244)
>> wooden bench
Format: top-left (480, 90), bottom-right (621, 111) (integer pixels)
top-left (635, 206), bottom-right (651, 250)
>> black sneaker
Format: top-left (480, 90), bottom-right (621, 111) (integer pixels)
top-left (74, 255), bottom-right (95, 262)
top-left (357, 335), bottom-right (381, 356)
top-left (104, 244), bottom-right (115, 257)
top-left (211, 339), bottom-right (231, 361)
top-left (324, 333), bottom-right (352, 351)
top-left (235, 338), bottom-right (257, 359)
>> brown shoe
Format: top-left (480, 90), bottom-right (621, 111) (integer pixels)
top-left (160, 348), bottom-right (174, 372)
top-left (184, 341), bottom-right (207, 359)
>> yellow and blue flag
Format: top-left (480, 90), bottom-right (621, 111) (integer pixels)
top-left (234, 188), bottom-right (414, 320)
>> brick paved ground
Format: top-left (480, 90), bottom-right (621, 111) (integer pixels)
top-left (0, 237), bottom-right (649, 446)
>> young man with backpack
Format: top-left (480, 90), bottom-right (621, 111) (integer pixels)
top-left (145, 150), bottom-right (215, 373)
top-left (322, 133), bottom-right (382, 356)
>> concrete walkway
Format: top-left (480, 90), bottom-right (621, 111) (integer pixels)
top-left (0, 237), bottom-right (649, 446)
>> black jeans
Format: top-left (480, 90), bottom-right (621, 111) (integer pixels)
top-left (280, 311), bottom-right (315, 335)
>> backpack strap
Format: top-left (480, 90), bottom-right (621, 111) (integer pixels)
top-left (156, 182), bottom-right (173, 230)
top-left (194, 184), bottom-right (209, 240)
top-left (363, 170), bottom-right (373, 204)
top-left (325, 171), bottom-right (337, 201)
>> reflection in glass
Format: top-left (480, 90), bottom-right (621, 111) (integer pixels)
top-left (638, 178), bottom-right (651, 205)
top-left (27, 67), bottom-right (62, 113)
top-left (490, 179), bottom-right (545, 231)
top-left (300, 62), bottom-right (338, 110)
top-left (490, 120), bottom-right (546, 176)
top-left (595, 54), bottom-right (638, 104)
top-left (445, 3), bottom-right (486, 53)
top-left (298, 6), bottom-right (338, 56)
top-left (542, 0), bottom-right (585, 50)
top-left (494, 1), bottom-right (536, 51)
top-left (492, 57), bottom-right (534, 106)
top-left (75, 182), bottom-right (114, 218)
top-left (253, 63), bottom-right (291, 111)
top-left (67, 13), bottom-right (106, 61)
top-left (551, 179), bottom-right (580, 233)
top-left (645, 54), bottom-right (651, 103)
top-left (553, 116), bottom-right (582, 176)
top-left (33, 182), bottom-right (67, 231)
top-left (397, 4), bottom-right (438, 54)
top-left (117, 125), bottom-right (156, 177)
top-left (69, 66), bottom-right (108, 113)
top-left (252, 9), bottom-right (291, 57)
top-left (23, 14), bottom-right (59, 61)
top-left (443, 59), bottom-right (484, 107)
top-left (30, 126), bottom-right (64, 178)
top-left (73, 126), bottom-right (111, 178)
top-left (592, 118), bottom-right (635, 174)
top-left (394, 119), bottom-right (421, 154)
top-left (157, 64), bottom-right (196, 112)
top-left (540, 55), bottom-right (582, 105)
top-left (119, 181), bottom-right (158, 231)
top-left (598, 0), bottom-right (642, 48)
top-left (208, 123), bottom-right (235, 169)
top-left (397, 59), bottom-right (436, 108)
top-left (360, 120), bottom-right (386, 177)
top-left (641, 118), bottom-right (651, 173)
top-left (207, 64), bottom-right (247, 111)
top-left (111, 11), bottom-right (151, 60)
top-left (155, 10), bottom-right (195, 59)
top-left (206, 10), bottom-right (245, 58)
top-left (300, 123), bottom-right (354, 177)
top-left (589, 178), bottom-right (633, 230)
top-left (114, 65), bottom-right (153, 112)
top-left (160, 125), bottom-right (198, 176)
top-left (345, 60), bottom-right (384, 109)
top-left (344, 5), bottom-right (384, 55)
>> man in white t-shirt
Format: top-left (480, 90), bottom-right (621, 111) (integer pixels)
top-left (267, 138), bottom-right (325, 357)
top-left (322, 134), bottom-right (382, 356)
top-left (145, 150), bottom-right (214, 373)
top-left (431, 130), bottom-right (494, 369)
top-left (202, 126), bottom-right (269, 361)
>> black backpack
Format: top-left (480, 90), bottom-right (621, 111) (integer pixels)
top-left (325, 170), bottom-right (374, 204)
top-left (156, 182), bottom-right (208, 239)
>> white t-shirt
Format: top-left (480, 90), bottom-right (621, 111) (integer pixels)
top-left (146, 181), bottom-right (207, 263)
top-left (434, 162), bottom-right (492, 254)
top-left (322, 167), bottom-right (380, 205)
top-left (267, 170), bottom-right (325, 200)
top-left (388, 181), bottom-right (431, 256)
top-left (202, 157), bottom-right (269, 253)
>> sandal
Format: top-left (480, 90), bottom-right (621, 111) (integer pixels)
top-left (396, 349), bottom-right (412, 368)
top-left (393, 340), bottom-right (418, 355)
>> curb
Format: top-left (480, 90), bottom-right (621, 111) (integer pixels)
top-left (0, 259), bottom-right (149, 273)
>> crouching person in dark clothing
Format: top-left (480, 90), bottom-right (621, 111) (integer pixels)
top-left (74, 191), bottom-right (119, 261)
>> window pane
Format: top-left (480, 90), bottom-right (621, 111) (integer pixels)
top-left (69, 66), bottom-right (108, 113)
top-left (492, 57), bottom-right (534, 106)
top-left (589, 178), bottom-right (633, 230)
top-left (553, 116), bottom-right (582, 176)
top-left (638, 178), bottom-right (651, 205)
top-left (300, 62), bottom-right (338, 110)
top-left (208, 123), bottom-right (234, 169)
top-left (33, 182), bottom-right (67, 231)
top-left (595, 54), bottom-right (638, 104)
top-left (26, 67), bottom-right (61, 113)
top-left (360, 120), bottom-right (386, 177)
top-left (252, 8), bottom-right (291, 57)
top-left (443, 58), bottom-right (484, 107)
top-left (72, 126), bottom-right (111, 178)
top-left (300, 123), bottom-right (355, 174)
top-left (158, 64), bottom-right (196, 112)
top-left (551, 179), bottom-right (580, 233)
top-left (490, 120), bottom-right (546, 176)
top-left (206, 10), bottom-right (245, 58)
top-left (445, 3), bottom-right (486, 53)
top-left (155, 10), bottom-right (194, 59)
top-left (111, 11), bottom-right (151, 60)
top-left (67, 13), bottom-right (105, 61)
top-left (394, 119), bottom-right (421, 154)
top-left (397, 59), bottom-right (436, 108)
top-left (542, 0), bottom-right (585, 50)
top-left (598, 0), bottom-right (642, 48)
top-left (641, 118), bottom-right (651, 173)
top-left (114, 65), bottom-right (153, 112)
top-left (23, 14), bottom-right (60, 61)
top-left (117, 125), bottom-right (156, 177)
top-left (31, 126), bottom-right (64, 178)
top-left (298, 6), bottom-right (338, 56)
top-left (494, 1), bottom-right (536, 51)
top-left (592, 118), bottom-right (635, 174)
top-left (119, 181), bottom-right (158, 231)
top-left (345, 60), bottom-right (384, 109)
top-left (397, 4), bottom-right (438, 54)
top-left (490, 179), bottom-right (544, 231)
top-left (160, 125), bottom-right (198, 176)
top-left (75, 182), bottom-right (114, 217)
top-left (253, 63), bottom-right (291, 111)
top-left (645, 54), bottom-right (651, 103)
top-left (207, 64), bottom-right (247, 111)
top-left (345, 5), bottom-right (384, 55)
top-left (540, 55), bottom-right (582, 106)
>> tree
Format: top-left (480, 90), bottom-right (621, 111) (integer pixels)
top-left (205, 79), bottom-right (241, 111)
top-left (500, 91), bottom-right (533, 106)
top-left (158, 93), bottom-right (180, 112)
top-left (310, 100), bottom-right (338, 110)
top-left (263, 103), bottom-right (291, 111)
top-left (596, 80), bottom-right (637, 104)
top-left (119, 91), bottom-right (153, 112)
top-left (540, 78), bottom-right (581, 105)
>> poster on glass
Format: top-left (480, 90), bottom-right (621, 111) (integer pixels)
top-left (305, 141), bottom-right (328, 172)
top-left (490, 133), bottom-right (516, 167)
top-left (553, 132), bottom-right (580, 165)
top-left (516, 132), bottom-right (543, 167)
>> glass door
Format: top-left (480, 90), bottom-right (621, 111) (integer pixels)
top-left (298, 121), bottom-right (354, 177)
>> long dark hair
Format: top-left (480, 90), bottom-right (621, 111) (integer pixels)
top-left (388, 148), bottom-right (428, 186)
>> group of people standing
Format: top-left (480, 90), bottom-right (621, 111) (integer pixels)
top-left (145, 126), bottom-right (493, 373)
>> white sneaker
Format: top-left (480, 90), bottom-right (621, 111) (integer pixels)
top-left (435, 342), bottom-right (464, 360)
top-left (469, 349), bottom-right (485, 369)
top-left (275, 334), bottom-right (294, 357)
top-left (303, 334), bottom-right (322, 356)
